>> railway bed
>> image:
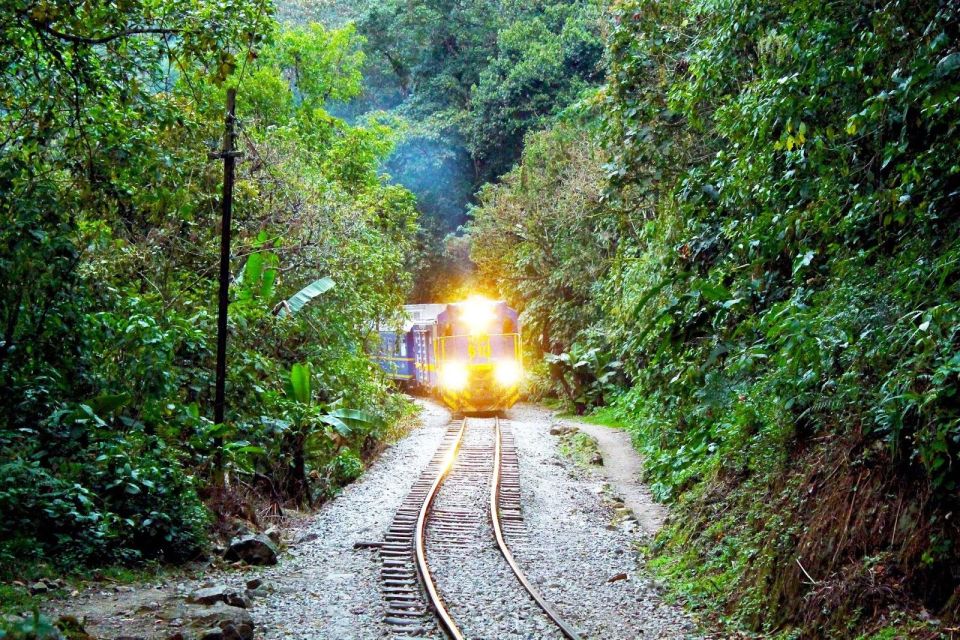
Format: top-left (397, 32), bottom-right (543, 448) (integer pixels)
top-left (377, 416), bottom-right (582, 639)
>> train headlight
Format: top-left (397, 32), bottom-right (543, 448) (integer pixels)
top-left (440, 361), bottom-right (469, 390)
top-left (461, 295), bottom-right (495, 334)
top-left (494, 360), bottom-right (522, 387)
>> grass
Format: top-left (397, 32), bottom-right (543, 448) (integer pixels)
top-left (556, 431), bottom-right (602, 468)
top-left (557, 405), bottom-right (626, 429)
top-left (0, 560), bottom-right (188, 620)
top-left (0, 583), bottom-right (44, 618)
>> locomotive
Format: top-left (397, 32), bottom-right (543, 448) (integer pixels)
top-left (373, 297), bottom-right (522, 413)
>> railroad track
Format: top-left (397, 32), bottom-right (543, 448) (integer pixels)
top-left (378, 416), bottom-right (582, 639)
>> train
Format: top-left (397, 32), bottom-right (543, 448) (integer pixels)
top-left (372, 297), bottom-right (522, 413)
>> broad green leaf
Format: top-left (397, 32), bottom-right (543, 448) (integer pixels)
top-left (320, 414), bottom-right (352, 436)
top-left (328, 407), bottom-right (378, 426)
top-left (289, 362), bottom-right (312, 405)
top-left (276, 277), bottom-right (335, 317)
top-left (244, 253), bottom-right (264, 287)
top-left (696, 280), bottom-right (732, 302)
top-left (88, 393), bottom-right (131, 414)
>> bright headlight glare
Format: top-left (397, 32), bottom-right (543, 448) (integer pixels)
top-left (461, 295), bottom-right (495, 334)
top-left (494, 360), bottom-right (522, 387)
top-left (440, 362), bottom-right (469, 390)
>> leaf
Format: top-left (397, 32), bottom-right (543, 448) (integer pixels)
top-left (320, 414), bottom-right (352, 436)
top-left (276, 277), bottom-right (335, 317)
top-left (88, 393), bottom-right (131, 414)
top-left (793, 250), bottom-right (816, 276)
top-left (243, 253), bottom-right (264, 287)
top-left (289, 362), bottom-right (312, 405)
top-left (261, 254), bottom-right (278, 301)
top-left (328, 407), bottom-right (379, 427)
top-left (696, 280), bottom-right (732, 302)
top-left (936, 52), bottom-right (960, 78)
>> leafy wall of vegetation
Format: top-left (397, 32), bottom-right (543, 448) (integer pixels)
top-left (337, 0), bottom-right (607, 300)
top-left (470, 0), bottom-right (960, 636)
top-left (1, 0), bottom-right (416, 575)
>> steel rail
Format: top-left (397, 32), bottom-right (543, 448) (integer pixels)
top-left (414, 418), bottom-right (468, 640)
top-left (490, 417), bottom-right (584, 640)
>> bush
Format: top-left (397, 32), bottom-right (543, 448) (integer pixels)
top-left (0, 436), bottom-right (208, 572)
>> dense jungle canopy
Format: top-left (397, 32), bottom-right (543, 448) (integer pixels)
top-left (1, 0), bottom-right (959, 638)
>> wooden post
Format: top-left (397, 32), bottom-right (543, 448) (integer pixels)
top-left (212, 88), bottom-right (241, 471)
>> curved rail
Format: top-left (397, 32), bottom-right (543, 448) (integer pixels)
top-left (490, 417), bottom-right (584, 640)
top-left (414, 416), bottom-right (582, 640)
top-left (414, 418), bottom-right (467, 640)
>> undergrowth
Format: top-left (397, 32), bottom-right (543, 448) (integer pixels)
top-left (556, 430), bottom-right (603, 468)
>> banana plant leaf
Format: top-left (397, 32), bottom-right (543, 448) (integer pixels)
top-left (328, 408), bottom-right (378, 425)
top-left (275, 277), bottom-right (335, 317)
top-left (289, 362), bottom-right (312, 405)
top-left (319, 408), bottom-right (378, 437)
top-left (319, 414), bottom-right (352, 436)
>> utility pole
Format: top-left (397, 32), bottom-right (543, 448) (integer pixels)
top-left (211, 87), bottom-right (242, 473)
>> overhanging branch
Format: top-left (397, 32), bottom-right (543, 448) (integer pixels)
top-left (31, 20), bottom-right (178, 45)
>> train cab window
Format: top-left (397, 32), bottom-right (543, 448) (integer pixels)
top-left (502, 318), bottom-right (516, 334)
top-left (400, 341), bottom-right (407, 357)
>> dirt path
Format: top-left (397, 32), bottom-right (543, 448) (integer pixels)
top-left (560, 418), bottom-right (669, 537)
top-left (39, 400), bottom-right (696, 639)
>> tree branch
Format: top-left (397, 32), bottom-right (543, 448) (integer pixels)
top-left (31, 20), bottom-right (178, 45)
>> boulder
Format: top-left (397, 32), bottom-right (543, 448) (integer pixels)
top-left (224, 534), bottom-right (278, 565)
top-left (549, 423), bottom-right (577, 436)
top-left (183, 603), bottom-right (253, 640)
top-left (263, 526), bottom-right (281, 544)
top-left (187, 585), bottom-right (249, 609)
top-left (29, 581), bottom-right (49, 595)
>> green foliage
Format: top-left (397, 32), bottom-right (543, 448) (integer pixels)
top-left (472, 0), bottom-right (960, 635)
top-left (277, 277), bottom-right (336, 317)
top-left (0, 1), bottom-right (417, 576)
top-left (0, 612), bottom-right (61, 640)
top-left (349, 0), bottom-right (605, 298)
top-left (468, 120), bottom-right (616, 406)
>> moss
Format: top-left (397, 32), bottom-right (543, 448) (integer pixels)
top-left (557, 431), bottom-right (603, 468)
top-left (0, 584), bottom-right (41, 617)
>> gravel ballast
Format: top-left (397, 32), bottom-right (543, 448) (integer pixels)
top-left (426, 418), bottom-right (565, 640)
top-left (505, 404), bottom-right (696, 638)
top-left (41, 400), bottom-right (698, 639)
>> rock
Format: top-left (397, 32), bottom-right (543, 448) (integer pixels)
top-left (590, 452), bottom-right (604, 465)
top-left (296, 532), bottom-right (319, 544)
top-left (607, 572), bottom-right (629, 583)
top-left (184, 603), bottom-right (253, 640)
top-left (549, 423), bottom-right (577, 436)
top-left (224, 534), bottom-right (278, 565)
top-left (244, 578), bottom-right (262, 590)
top-left (29, 581), bottom-right (49, 594)
top-left (263, 526), bottom-right (281, 544)
top-left (55, 615), bottom-right (93, 639)
top-left (188, 585), bottom-right (249, 609)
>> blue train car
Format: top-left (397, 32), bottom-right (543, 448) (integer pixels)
top-left (372, 304), bottom-right (444, 389)
top-left (374, 328), bottom-right (416, 382)
top-left (372, 298), bottom-right (522, 413)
